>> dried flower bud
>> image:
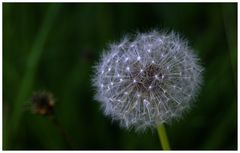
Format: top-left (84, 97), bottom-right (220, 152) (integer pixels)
top-left (30, 91), bottom-right (55, 116)
top-left (92, 30), bottom-right (203, 131)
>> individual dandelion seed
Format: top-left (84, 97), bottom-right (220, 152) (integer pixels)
top-left (92, 30), bottom-right (203, 131)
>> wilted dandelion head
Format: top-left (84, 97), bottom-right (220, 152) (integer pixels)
top-left (92, 30), bottom-right (203, 131)
top-left (30, 91), bottom-right (55, 116)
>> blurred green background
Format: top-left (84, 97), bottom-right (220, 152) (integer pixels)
top-left (3, 3), bottom-right (237, 150)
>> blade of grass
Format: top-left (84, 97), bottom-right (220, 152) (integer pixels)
top-left (5, 4), bottom-right (61, 148)
top-left (201, 101), bottom-right (237, 149)
top-left (221, 4), bottom-right (237, 83)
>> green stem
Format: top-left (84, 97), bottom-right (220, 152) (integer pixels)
top-left (157, 123), bottom-right (171, 150)
top-left (49, 115), bottom-right (76, 149)
top-left (5, 4), bottom-right (61, 148)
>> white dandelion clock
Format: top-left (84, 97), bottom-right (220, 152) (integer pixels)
top-left (92, 30), bottom-right (203, 132)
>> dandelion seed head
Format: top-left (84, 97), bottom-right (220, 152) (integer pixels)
top-left (92, 30), bottom-right (203, 131)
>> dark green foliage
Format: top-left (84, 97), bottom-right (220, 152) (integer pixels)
top-left (3, 3), bottom-right (237, 150)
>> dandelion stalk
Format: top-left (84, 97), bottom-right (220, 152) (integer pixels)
top-left (157, 123), bottom-right (170, 150)
top-left (49, 115), bottom-right (76, 149)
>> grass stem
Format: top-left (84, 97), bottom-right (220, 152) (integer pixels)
top-left (5, 4), bottom-right (61, 148)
